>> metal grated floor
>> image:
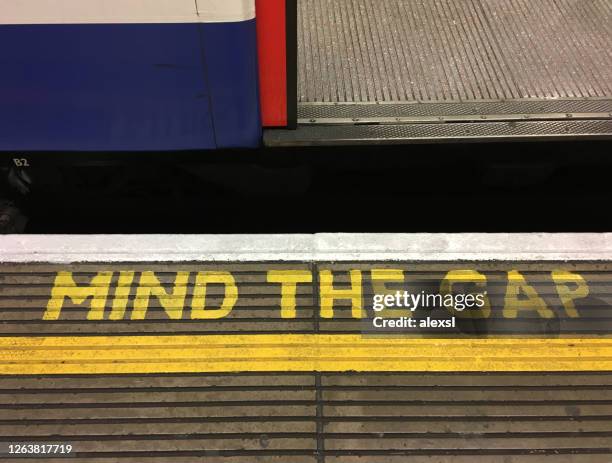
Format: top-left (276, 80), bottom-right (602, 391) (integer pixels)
top-left (298, 0), bottom-right (612, 104)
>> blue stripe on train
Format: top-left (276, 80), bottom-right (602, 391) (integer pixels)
top-left (202, 20), bottom-right (261, 149)
top-left (0, 20), bottom-right (261, 151)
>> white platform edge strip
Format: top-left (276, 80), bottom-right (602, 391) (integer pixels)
top-left (1, 234), bottom-right (612, 263)
top-left (0, 0), bottom-right (255, 24)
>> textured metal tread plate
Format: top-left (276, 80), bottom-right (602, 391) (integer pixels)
top-left (1, 373), bottom-right (611, 462)
top-left (299, 0), bottom-right (612, 104)
top-left (298, 99), bottom-right (612, 123)
top-left (265, 120), bottom-right (612, 146)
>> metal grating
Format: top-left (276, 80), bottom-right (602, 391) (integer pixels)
top-left (298, 0), bottom-right (612, 104)
top-left (265, 120), bottom-right (612, 146)
top-left (298, 99), bottom-right (612, 121)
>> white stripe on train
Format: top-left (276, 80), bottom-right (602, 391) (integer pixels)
top-left (1, 234), bottom-right (612, 263)
top-left (0, 0), bottom-right (255, 25)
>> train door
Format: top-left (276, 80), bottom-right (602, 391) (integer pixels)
top-left (264, 0), bottom-right (612, 145)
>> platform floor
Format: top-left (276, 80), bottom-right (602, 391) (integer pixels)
top-left (1, 235), bottom-right (612, 461)
top-left (298, 0), bottom-right (612, 104)
top-left (2, 372), bottom-right (611, 462)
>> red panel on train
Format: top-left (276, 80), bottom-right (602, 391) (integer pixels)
top-left (256, 0), bottom-right (287, 127)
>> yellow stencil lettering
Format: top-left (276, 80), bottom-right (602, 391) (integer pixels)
top-left (552, 270), bottom-right (589, 318)
top-left (132, 272), bottom-right (190, 320)
top-left (267, 270), bottom-right (313, 319)
top-left (504, 270), bottom-right (553, 319)
top-left (320, 270), bottom-right (363, 319)
top-left (44, 271), bottom-right (113, 321)
top-left (109, 271), bottom-right (135, 321)
top-left (191, 272), bottom-right (238, 320)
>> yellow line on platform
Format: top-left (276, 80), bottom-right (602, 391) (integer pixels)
top-left (1, 335), bottom-right (611, 374)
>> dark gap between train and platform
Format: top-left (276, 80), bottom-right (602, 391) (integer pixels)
top-left (4, 140), bottom-right (612, 233)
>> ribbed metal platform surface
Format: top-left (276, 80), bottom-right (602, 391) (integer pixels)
top-left (2, 372), bottom-right (612, 462)
top-left (298, 0), bottom-right (612, 104)
top-left (265, 119), bottom-right (612, 146)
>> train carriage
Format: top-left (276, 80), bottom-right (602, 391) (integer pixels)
top-left (0, 0), bottom-right (610, 153)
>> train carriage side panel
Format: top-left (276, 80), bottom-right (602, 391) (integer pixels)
top-left (0, 0), bottom-right (261, 152)
top-left (200, 11), bottom-right (261, 148)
